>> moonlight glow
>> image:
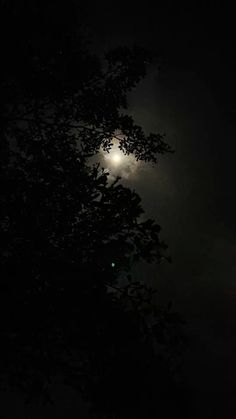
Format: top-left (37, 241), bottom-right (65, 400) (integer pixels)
top-left (110, 151), bottom-right (122, 165)
top-left (102, 140), bottom-right (139, 179)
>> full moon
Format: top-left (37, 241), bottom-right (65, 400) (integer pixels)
top-left (101, 140), bottom-right (139, 179)
top-left (103, 143), bottom-right (125, 168)
top-left (111, 152), bottom-right (122, 165)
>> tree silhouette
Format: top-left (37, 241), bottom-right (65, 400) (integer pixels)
top-left (0, 1), bottom-right (185, 417)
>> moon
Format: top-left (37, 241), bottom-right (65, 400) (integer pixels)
top-left (101, 140), bottom-right (139, 178)
top-left (109, 151), bottom-right (122, 165)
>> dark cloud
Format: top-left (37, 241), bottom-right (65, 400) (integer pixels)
top-left (123, 63), bottom-right (236, 403)
top-left (81, 6), bottom-right (236, 407)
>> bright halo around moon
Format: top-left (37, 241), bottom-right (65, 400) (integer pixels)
top-left (111, 153), bottom-right (122, 164)
top-left (109, 150), bottom-right (122, 165)
top-left (102, 140), bottom-right (139, 179)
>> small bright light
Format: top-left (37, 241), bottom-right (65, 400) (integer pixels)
top-left (101, 138), bottom-right (139, 178)
top-left (111, 153), bottom-right (121, 164)
top-left (111, 262), bottom-right (115, 268)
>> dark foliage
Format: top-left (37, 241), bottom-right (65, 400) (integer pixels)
top-left (0, 1), bottom-right (184, 417)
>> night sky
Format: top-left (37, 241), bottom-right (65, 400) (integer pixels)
top-left (86, 1), bottom-right (236, 416)
top-left (2, 2), bottom-right (236, 418)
